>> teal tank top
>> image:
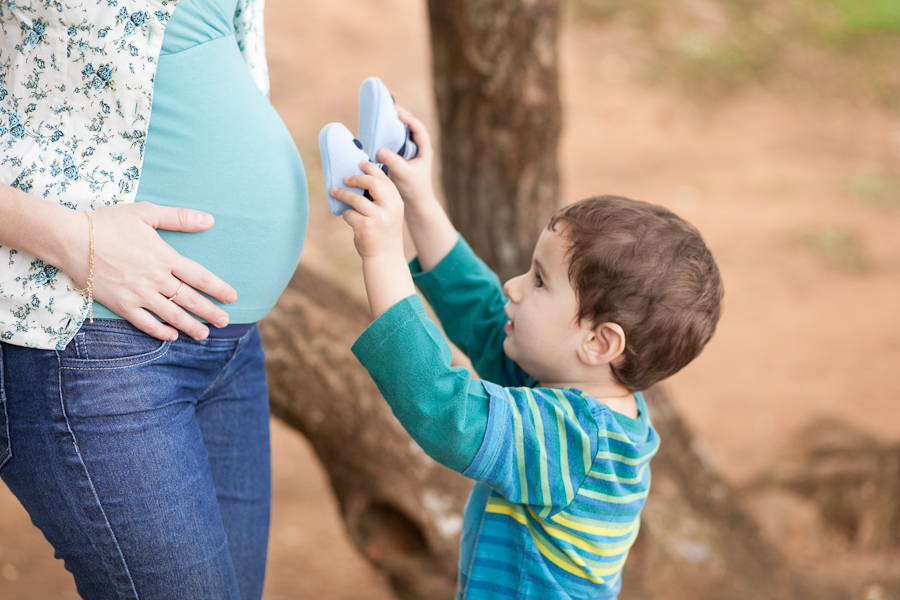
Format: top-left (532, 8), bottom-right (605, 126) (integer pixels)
top-left (92, 0), bottom-right (308, 324)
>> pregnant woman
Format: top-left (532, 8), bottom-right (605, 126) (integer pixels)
top-left (0, 0), bottom-right (306, 598)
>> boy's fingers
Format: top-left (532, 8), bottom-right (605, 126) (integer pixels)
top-left (342, 206), bottom-right (364, 227)
top-left (331, 186), bottom-right (372, 216)
top-left (344, 171), bottom-right (378, 190)
top-left (394, 106), bottom-right (432, 157)
top-left (376, 148), bottom-right (406, 172)
top-left (359, 161), bottom-right (389, 180)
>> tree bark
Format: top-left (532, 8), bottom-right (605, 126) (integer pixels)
top-left (261, 266), bottom-right (470, 600)
top-left (427, 0), bottom-right (563, 281)
top-left (748, 418), bottom-right (900, 553)
top-left (620, 388), bottom-right (842, 600)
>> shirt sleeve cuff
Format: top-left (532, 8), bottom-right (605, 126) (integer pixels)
top-left (351, 294), bottom-right (427, 362)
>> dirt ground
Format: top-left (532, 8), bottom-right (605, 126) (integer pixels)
top-left (2, 0), bottom-right (899, 598)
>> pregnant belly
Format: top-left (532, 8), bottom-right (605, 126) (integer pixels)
top-left (95, 34), bottom-right (308, 324)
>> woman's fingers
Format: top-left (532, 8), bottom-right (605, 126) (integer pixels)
top-left (139, 202), bottom-right (216, 233)
top-left (165, 280), bottom-right (230, 330)
top-left (121, 307), bottom-right (182, 342)
top-left (150, 291), bottom-right (213, 341)
top-left (169, 256), bottom-right (237, 306)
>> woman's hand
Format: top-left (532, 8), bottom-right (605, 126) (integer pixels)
top-left (64, 202), bottom-right (237, 341)
top-left (330, 162), bottom-right (415, 319)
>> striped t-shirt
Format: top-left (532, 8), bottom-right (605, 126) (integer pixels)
top-left (352, 236), bottom-right (660, 600)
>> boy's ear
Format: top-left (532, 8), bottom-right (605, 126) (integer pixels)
top-left (578, 322), bottom-right (626, 367)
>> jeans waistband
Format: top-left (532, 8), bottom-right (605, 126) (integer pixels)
top-left (206, 323), bottom-right (256, 339)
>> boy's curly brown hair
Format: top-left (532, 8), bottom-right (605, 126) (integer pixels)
top-left (548, 195), bottom-right (723, 392)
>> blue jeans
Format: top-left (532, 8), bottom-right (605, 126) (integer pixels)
top-left (0, 319), bottom-right (271, 600)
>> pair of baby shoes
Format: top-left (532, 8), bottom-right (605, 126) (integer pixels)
top-left (319, 78), bottom-right (418, 216)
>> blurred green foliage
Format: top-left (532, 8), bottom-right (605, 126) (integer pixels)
top-left (846, 175), bottom-right (900, 211)
top-left (821, 0), bottom-right (900, 33)
top-left (567, 0), bottom-right (900, 106)
top-left (796, 227), bottom-right (874, 273)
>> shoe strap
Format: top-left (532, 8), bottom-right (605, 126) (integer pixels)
top-left (396, 125), bottom-right (418, 160)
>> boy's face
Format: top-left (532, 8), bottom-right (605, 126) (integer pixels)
top-left (502, 226), bottom-right (589, 385)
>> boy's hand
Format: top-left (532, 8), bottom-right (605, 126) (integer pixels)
top-left (332, 161), bottom-right (405, 259)
top-left (331, 161), bottom-right (416, 319)
top-left (377, 106), bottom-right (459, 273)
top-left (376, 107), bottom-right (438, 210)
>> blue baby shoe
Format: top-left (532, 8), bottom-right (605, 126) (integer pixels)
top-left (318, 122), bottom-right (371, 216)
top-left (318, 122), bottom-right (390, 216)
top-left (358, 77), bottom-right (418, 162)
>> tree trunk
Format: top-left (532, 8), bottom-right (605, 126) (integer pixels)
top-left (261, 266), bottom-right (470, 600)
top-left (427, 0), bottom-right (563, 281)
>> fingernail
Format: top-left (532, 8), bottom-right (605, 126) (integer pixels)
top-left (194, 329), bottom-right (208, 341)
top-left (226, 293), bottom-right (237, 303)
top-left (198, 213), bottom-right (213, 227)
top-left (216, 316), bottom-right (229, 328)
top-left (377, 149), bottom-right (387, 160)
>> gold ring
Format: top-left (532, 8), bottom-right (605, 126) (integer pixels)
top-left (166, 280), bottom-right (184, 302)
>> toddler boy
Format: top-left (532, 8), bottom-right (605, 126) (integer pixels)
top-left (331, 108), bottom-right (723, 600)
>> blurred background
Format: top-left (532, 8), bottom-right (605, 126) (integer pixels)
top-left (2, 0), bottom-right (899, 597)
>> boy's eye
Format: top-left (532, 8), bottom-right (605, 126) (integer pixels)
top-left (535, 273), bottom-right (544, 288)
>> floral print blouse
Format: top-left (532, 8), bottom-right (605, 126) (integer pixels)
top-left (0, 0), bottom-right (269, 350)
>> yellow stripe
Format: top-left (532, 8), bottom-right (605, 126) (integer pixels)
top-left (485, 502), bottom-right (607, 583)
top-left (598, 429), bottom-right (632, 444)
top-left (553, 388), bottom-right (579, 421)
top-left (538, 512), bottom-right (640, 556)
top-left (578, 487), bottom-right (648, 504)
top-left (525, 389), bottom-right (551, 513)
top-left (553, 389), bottom-right (592, 475)
top-left (486, 500), bottom-right (635, 582)
top-left (555, 403), bottom-right (574, 507)
top-left (550, 511), bottom-right (639, 537)
top-left (509, 390), bottom-right (529, 505)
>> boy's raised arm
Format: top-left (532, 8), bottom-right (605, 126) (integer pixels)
top-left (334, 156), bottom-right (489, 472)
top-left (376, 107), bottom-right (457, 272)
top-left (378, 109), bottom-right (516, 384)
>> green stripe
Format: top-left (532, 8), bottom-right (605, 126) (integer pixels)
top-left (555, 404), bottom-right (574, 506)
top-left (598, 429), bottom-right (632, 444)
top-left (553, 389), bottom-right (592, 474)
top-left (578, 487), bottom-right (649, 504)
top-left (509, 389), bottom-right (529, 505)
top-left (587, 462), bottom-right (650, 485)
top-left (525, 388), bottom-right (552, 513)
top-left (595, 448), bottom-right (657, 466)
top-left (553, 388), bottom-right (579, 420)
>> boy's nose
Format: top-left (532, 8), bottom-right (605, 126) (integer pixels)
top-left (503, 276), bottom-right (522, 303)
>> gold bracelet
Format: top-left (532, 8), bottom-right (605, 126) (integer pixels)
top-left (72, 210), bottom-right (95, 323)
